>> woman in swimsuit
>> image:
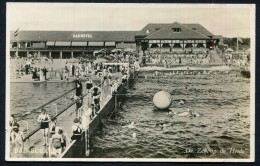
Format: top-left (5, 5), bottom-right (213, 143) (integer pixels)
top-left (85, 78), bottom-right (93, 94)
top-left (49, 118), bottom-right (57, 138)
top-left (71, 118), bottom-right (83, 141)
top-left (38, 108), bottom-right (51, 146)
top-left (50, 127), bottom-right (63, 157)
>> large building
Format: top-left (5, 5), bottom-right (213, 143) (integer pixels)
top-left (10, 22), bottom-right (220, 59)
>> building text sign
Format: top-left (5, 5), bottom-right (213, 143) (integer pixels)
top-left (73, 34), bottom-right (92, 38)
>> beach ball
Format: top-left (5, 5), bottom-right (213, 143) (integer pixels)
top-left (153, 91), bottom-right (172, 109)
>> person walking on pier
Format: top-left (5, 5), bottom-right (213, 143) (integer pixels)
top-left (71, 118), bottom-right (82, 141)
top-left (38, 108), bottom-right (51, 146)
top-left (75, 77), bottom-right (83, 97)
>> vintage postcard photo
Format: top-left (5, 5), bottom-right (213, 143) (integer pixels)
top-left (5, 3), bottom-right (255, 162)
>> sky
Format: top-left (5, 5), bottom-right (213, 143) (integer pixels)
top-left (7, 3), bottom-right (254, 38)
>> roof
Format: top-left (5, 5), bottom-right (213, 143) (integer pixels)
top-left (136, 23), bottom-right (214, 37)
top-left (183, 24), bottom-right (214, 36)
top-left (10, 31), bottom-right (137, 42)
top-left (144, 22), bottom-right (210, 40)
top-left (135, 23), bottom-right (170, 36)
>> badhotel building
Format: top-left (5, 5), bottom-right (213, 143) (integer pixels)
top-left (10, 22), bottom-right (221, 59)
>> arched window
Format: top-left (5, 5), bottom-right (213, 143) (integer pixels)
top-left (146, 29), bottom-right (150, 34)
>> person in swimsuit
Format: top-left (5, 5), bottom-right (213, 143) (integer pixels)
top-left (71, 118), bottom-right (83, 141)
top-left (37, 108), bottom-right (51, 146)
top-left (50, 127), bottom-right (63, 157)
top-left (85, 78), bottom-right (93, 94)
top-left (91, 85), bottom-right (101, 105)
top-left (49, 118), bottom-right (57, 138)
top-left (59, 128), bottom-right (69, 151)
top-left (108, 71), bottom-right (112, 86)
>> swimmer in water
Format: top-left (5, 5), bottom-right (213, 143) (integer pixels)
top-left (123, 122), bottom-right (140, 130)
top-left (177, 109), bottom-right (199, 117)
top-left (179, 100), bottom-right (185, 105)
top-left (168, 110), bottom-right (176, 117)
top-left (128, 122), bottom-right (135, 129)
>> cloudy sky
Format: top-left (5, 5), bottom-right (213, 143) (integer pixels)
top-left (7, 3), bottom-right (254, 37)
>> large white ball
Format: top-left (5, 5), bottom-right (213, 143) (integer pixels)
top-left (153, 91), bottom-right (172, 109)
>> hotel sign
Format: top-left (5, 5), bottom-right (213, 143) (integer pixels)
top-left (73, 34), bottom-right (92, 38)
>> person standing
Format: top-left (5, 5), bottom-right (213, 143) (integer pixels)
top-left (10, 123), bottom-right (24, 157)
top-left (42, 67), bottom-right (48, 80)
top-left (37, 108), bottom-right (51, 146)
top-left (72, 63), bottom-right (75, 77)
top-left (71, 118), bottom-right (82, 141)
top-left (75, 78), bottom-right (83, 97)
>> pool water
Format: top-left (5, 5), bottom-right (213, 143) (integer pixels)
top-left (10, 82), bottom-right (75, 131)
top-left (90, 70), bottom-right (250, 158)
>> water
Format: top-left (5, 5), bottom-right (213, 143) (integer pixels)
top-left (10, 82), bottom-right (75, 131)
top-left (90, 70), bottom-right (250, 158)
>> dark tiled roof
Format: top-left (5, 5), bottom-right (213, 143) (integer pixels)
top-left (144, 22), bottom-right (210, 40)
top-left (183, 24), bottom-right (214, 36)
top-left (135, 23), bottom-right (170, 36)
top-left (10, 31), bottom-right (137, 42)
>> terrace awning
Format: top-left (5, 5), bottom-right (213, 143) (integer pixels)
top-left (105, 42), bottom-right (115, 46)
top-left (89, 42), bottom-right (104, 46)
top-left (46, 41), bottom-right (55, 46)
top-left (55, 41), bottom-right (71, 46)
top-left (71, 42), bottom-right (87, 46)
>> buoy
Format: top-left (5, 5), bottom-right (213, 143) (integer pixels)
top-left (153, 91), bottom-right (172, 109)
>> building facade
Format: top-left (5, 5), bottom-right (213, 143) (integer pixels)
top-left (10, 22), bottom-right (220, 59)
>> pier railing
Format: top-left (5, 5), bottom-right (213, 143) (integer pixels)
top-left (12, 65), bottom-right (137, 158)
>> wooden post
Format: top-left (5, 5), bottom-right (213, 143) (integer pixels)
top-left (60, 51), bottom-right (62, 59)
top-left (85, 129), bottom-right (90, 157)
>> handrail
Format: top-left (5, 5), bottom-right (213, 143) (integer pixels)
top-left (22, 87), bottom-right (76, 117)
top-left (22, 82), bottom-right (103, 141)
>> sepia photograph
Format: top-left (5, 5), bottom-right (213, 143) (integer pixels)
top-left (5, 3), bottom-right (255, 162)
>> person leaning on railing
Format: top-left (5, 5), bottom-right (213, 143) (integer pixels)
top-left (71, 118), bottom-right (83, 141)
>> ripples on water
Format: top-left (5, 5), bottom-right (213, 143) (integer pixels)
top-left (90, 71), bottom-right (250, 159)
top-left (10, 82), bottom-right (75, 130)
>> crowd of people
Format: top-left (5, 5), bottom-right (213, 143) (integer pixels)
top-left (9, 54), bottom-right (140, 157)
top-left (143, 51), bottom-right (214, 67)
top-left (223, 52), bottom-right (250, 70)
